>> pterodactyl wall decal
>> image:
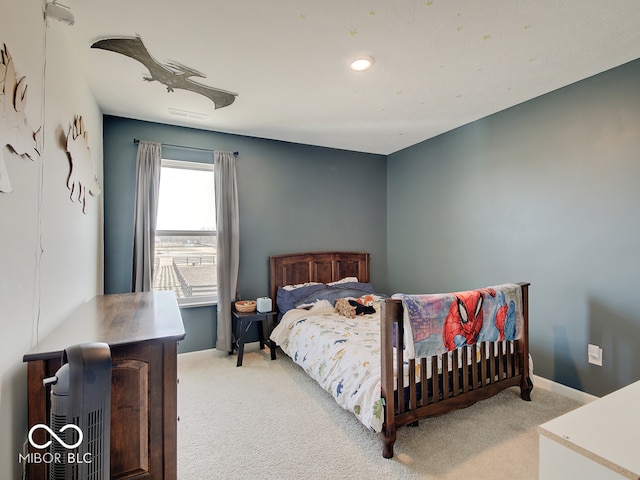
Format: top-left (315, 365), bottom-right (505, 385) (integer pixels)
top-left (91, 35), bottom-right (237, 109)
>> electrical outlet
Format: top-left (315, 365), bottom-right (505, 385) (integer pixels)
top-left (588, 344), bottom-right (603, 366)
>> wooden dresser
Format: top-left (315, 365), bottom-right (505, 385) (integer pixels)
top-left (23, 291), bottom-right (185, 480)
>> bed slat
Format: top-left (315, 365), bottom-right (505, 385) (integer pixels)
top-left (480, 342), bottom-right (488, 386)
top-left (489, 342), bottom-right (496, 383)
top-left (471, 344), bottom-right (479, 390)
top-left (430, 356), bottom-right (438, 404)
top-left (441, 352), bottom-right (450, 399)
top-left (420, 357), bottom-right (428, 406)
top-left (409, 359), bottom-right (417, 410)
top-left (452, 351), bottom-right (459, 395)
top-left (461, 348), bottom-right (469, 393)
top-left (396, 322), bottom-right (406, 414)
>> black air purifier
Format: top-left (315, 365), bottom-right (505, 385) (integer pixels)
top-left (44, 342), bottom-right (112, 480)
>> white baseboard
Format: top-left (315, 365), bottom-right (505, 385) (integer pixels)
top-left (533, 374), bottom-right (598, 404)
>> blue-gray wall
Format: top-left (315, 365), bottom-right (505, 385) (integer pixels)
top-left (103, 116), bottom-right (387, 353)
top-left (105, 57), bottom-right (640, 396)
top-left (387, 58), bottom-right (640, 397)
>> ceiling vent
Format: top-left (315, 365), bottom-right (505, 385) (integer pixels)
top-left (168, 108), bottom-right (208, 120)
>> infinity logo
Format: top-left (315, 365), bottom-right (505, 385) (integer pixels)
top-left (28, 424), bottom-right (83, 450)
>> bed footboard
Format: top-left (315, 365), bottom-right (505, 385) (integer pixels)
top-left (379, 282), bottom-right (532, 459)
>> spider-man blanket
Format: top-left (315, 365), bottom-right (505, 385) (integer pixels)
top-left (392, 283), bottom-right (524, 360)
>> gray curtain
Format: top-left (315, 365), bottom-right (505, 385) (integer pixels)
top-left (131, 141), bottom-right (162, 292)
top-left (214, 151), bottom-right (239, 351)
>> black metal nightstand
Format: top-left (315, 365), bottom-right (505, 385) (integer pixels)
top-left (231, 309), bottom-right (277, 367)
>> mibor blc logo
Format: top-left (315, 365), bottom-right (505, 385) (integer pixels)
top-left (19, 423), bottom-right (92, 465)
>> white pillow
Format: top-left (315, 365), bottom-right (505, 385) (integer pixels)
top-left (282, 281), bottom-right (322, 291)
top-left (327, 277), bottom-right (358, 286)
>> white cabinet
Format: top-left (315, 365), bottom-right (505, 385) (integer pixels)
top-left (539, 380), bottom-right (640, 480)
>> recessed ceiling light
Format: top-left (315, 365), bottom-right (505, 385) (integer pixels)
top-left (350, 56), bottom-right (375, 71)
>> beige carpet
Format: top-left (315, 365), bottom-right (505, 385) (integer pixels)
top-left (177, 346), bottom-right (582, 480)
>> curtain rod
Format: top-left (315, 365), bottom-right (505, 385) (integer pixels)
top-left (133, 138), bottom-right (238, 156)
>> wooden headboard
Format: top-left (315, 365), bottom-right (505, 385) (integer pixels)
top-left (269, 251), bottom-right (370, 303)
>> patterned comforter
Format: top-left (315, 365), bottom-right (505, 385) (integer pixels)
top-left (270, 300), bottom-right (386, 432)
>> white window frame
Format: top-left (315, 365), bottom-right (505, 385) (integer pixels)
top-left (154, 159), bottom-right (217, 307)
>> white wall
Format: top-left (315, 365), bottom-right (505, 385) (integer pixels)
top-left (0, 1), bottom-right (103, 478)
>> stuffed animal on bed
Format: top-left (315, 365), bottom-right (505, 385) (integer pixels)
top-left (334, 297), bottom-right (376, 318)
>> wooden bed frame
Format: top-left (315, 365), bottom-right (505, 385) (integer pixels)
top-left (269, 251), bottom-right (532, 458)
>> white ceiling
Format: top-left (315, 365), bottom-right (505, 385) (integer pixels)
top-left (60, 0), bottom-right (640, 155)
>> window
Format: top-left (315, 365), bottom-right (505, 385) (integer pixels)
top-left (153, 159), bottom-right (216, 306)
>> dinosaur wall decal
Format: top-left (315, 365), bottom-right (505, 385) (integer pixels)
top-left (0, 43), bottom-right (42, 193)
top-left (65, 115), bottom-right (101, 214)
top-left (91, 35), bottom-right (238, 109)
